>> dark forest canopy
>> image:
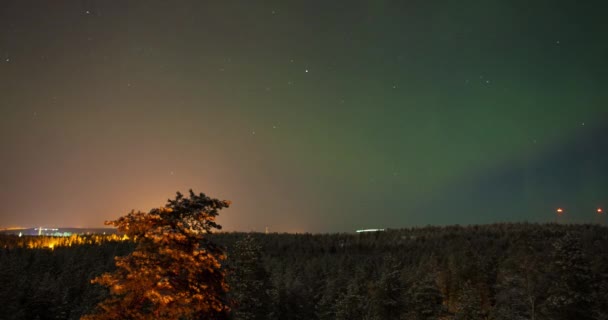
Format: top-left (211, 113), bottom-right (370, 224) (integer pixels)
top-left (1, 223), bottom-right (607, 320)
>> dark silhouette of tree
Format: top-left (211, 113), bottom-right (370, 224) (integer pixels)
top-left (227, 234), bottom-right (272, 320)
top-left (406, 272), bottom-right (443, 320)
top-left (543, 232), bottom-right (594, 320)
top-left (455, 280), bottom-right (484, 320)
top-left (491, 236), bottom-right (548, 320)
top-left (490, 271), bottom-right (530, 320)
top-left (334, 280), bottom-right (368, 320)
top-left (273, 274), bottom-right (316, 320)
top-left (315, 275), bottom-right (345, 320)
top-left (82, 190), bottom-right (231, 320)
top-left (370, 257), bottom-right (403, 319)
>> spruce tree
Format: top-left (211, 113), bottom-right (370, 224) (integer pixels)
top-left (543, 232), bottom-right (594, 320)
top-left (490, 271), bottom-right (530, 320)
top-left (454, 281), bottom-right (484, 320)
top-left (407, 273), bottom-right (443, 320)
top-left (227, 234), bottom-right (272, 320)
top-left (370, 258), bottom-right (403, 319)
top-left (335, 280), bottom-right (368, 320)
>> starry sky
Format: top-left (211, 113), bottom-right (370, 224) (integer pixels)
top-left (1, 1), bottom-right (607, 232)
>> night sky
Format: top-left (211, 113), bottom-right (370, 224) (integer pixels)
top-left (1, 1), bottom-right (607, 232)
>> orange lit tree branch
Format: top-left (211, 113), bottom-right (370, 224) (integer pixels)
top-left (82, 190), bottom-right (231, 320)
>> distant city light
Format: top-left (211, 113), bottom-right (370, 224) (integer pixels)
top-left (556, 208), bottom-right (564, 215)
top-left (356, 229), bottom-right (385, 233)
top-left (32, 227), bottom-right (72, 237)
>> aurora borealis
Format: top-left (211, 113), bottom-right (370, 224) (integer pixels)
top-left (1, 1), bottom-right (607, 232)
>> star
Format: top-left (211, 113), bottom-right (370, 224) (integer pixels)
top-left (85, 10), bottom-right (90, 14)
top-left (305, 69), bottom-right (309, 73)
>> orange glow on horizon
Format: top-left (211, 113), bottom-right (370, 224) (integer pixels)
top-left (4, 234), bottom-right (132, 250)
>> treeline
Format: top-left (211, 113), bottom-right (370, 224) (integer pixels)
top-left (1, 234), bottom-right (129, 250)
top-left (1, 223), bottom-right (607, 319)
top-left (0, 240), bottom-right (135, 319)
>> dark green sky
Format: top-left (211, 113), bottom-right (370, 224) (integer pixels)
top-left (1, 0), bottom-right (607, 232)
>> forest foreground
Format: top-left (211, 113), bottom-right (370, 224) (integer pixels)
top-left (1, 223), bottom-right (607, 320)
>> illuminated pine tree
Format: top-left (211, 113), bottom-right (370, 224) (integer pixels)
top-left (82, 190), bottom-right (231, 320)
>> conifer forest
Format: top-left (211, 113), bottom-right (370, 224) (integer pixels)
top-left (1, 223), bottom-right (607, 319)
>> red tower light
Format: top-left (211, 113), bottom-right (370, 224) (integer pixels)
top-left (556, 208), bottom-right (564, 215)
top-left (598, 208), bottom-right (603, 214)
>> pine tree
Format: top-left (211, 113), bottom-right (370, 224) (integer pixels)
top-left (490, 271), bottom-right (530, 320)
top-left (543, 232), bottom-right (594, 320)
top-left (454, 281), bottom-right (484, 320)
top-left (227, 234), bottom-right (272, 320)
top-left (406, 273), bottom-right (443, 320)
top-left (315, 276), bottom-right (344, 320)
top-left (82, 190), bottom-right (231, 320)
top-left (335, 280), bottom-right (368, 320)
top-left (370, 258), bottom-right (403, 319)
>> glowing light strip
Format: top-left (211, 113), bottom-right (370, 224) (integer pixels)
top-left (356, 229), bottom-right (385, 233)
